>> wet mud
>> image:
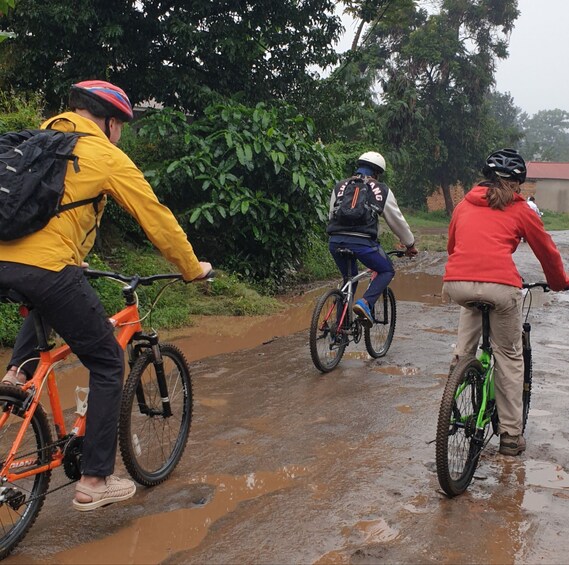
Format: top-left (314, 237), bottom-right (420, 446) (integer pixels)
top-left (4, 233), bottom-right (569, 564)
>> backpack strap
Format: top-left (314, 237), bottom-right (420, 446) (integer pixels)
top-left (58, 193), bottom-right (104, 214)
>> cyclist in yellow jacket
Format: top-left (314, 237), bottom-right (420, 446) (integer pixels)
top-left (0, 80), bottom-right (211, 510)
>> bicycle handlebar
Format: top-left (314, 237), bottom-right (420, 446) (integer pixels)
top-left (522, 281), bottom-right (549, 292)
top-left (84, 269), bottom-right (215, 292)
top-left (387, 250), bottom-right (406, 258)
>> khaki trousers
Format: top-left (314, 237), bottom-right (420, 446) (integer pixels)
top-left (443, 281), bottom-right (523, 436)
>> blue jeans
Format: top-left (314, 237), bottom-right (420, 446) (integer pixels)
top-left (329, 237), bottom-right (395, 310)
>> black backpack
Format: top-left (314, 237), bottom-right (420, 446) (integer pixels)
top-left (0, 119), bottom-right (103, 241)
top-left (333, 177), bottom-right (379, 226)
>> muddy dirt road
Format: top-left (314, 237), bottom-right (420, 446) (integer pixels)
top-left (4, 233), bottom-right (569, 565)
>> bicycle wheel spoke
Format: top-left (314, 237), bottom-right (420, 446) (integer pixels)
top-left (365, 288), bottom-right (396, 358)
top-left (120, 344), bottom-right (193, 486)
top-left (0, 386), bottom-right (52, 559)
top-left (309, 290), bottom-right (347, 372)
top-left (436, 357), bottom-right (486, 497)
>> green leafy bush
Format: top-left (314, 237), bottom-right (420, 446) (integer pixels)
top-left (0, 89), bottom-right (43, 134)
top-left (134, 101), bottom-right (341, 282)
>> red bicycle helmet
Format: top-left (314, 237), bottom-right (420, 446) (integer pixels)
top-left (70, 80), bottom-right (134, 122)
top-left (482, 148), bottom-right (527, 184)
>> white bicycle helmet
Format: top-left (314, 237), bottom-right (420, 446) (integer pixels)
top-left (357, 151), bottom-right (386, 174)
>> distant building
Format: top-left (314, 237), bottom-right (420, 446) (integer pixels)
top-left (524, 162), bottom-right (569, 213)
top-left (426, 161), bottom-right (569, 213)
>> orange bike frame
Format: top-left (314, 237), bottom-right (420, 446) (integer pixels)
top-left (1, 304), bottom-right (143, 483)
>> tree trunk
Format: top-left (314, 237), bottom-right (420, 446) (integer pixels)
top-left (351, 18), bottom-right (365, 51)
top-left (441, 180), bottom-right (455, 216)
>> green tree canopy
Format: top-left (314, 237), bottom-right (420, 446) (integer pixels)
top-left (0, 0), bottom-right (342, 113)
top-left (352, 0), bottom-right (520, 212)
top-left (518, 109), bottom-right (569, 162)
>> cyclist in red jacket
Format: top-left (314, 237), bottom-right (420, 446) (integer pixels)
top-left (443, 148), bottom-right (569, 456)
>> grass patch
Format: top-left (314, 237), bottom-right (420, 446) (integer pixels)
top-left (0, 248), bottom-right (282, 348)
top-left (404, 209), bottom-right (450, 229)
top-left (542, 211), bottom-right (569, 231)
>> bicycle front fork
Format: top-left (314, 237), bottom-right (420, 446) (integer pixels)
top-left (129, 334), bottom-right (173, 418)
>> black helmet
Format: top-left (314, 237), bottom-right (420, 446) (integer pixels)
top-left (482, 148), bottom-right (526, 184)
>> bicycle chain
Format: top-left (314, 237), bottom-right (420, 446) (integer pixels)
top-left (0, 436), bottom-right (78, 505)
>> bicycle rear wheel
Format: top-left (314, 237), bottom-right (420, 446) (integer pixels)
top-left (435, 357), bottom-right (487, 497)
top-left (364, 287), bottom-right (396, 358)
top-left (309, 289), bottom-right (347, 372)
top-left (0, 385), bottom-right (52, 559)
top-left (522, 324), bottom-right (532, 433)
top-left (119, 344), bottom-right (193, 486)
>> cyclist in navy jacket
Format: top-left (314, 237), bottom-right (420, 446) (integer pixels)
top-left (327, 151), bottom-right (417, 326)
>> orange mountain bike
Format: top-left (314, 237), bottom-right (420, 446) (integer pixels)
top-left (0, 269), bottom-right (202, 559)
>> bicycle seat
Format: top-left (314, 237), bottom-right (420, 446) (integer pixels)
top-left (335, 248), bottom-right (356, 258)
top-left (0, 288), bottom-right (31, 306)
top-left (465, 300), bottom-right (495, 311)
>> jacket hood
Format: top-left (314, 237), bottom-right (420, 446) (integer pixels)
top-left (464, 184), bottom-right (526, 207)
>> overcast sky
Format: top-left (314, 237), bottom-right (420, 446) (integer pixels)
top-left (495, 0), bottom-right (569, 116)
top-left (336, 0), bottom-right (569, 117)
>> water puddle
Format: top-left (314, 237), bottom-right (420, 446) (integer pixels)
top-left (372, 366), bottom-right (420, 377)
top-left (0, 271), bottom-right (442, 412)
top-left (347, 518), bottom-right (400, 543)
top-left (49, 466), bottom-right (307, 564)
top-left (314, 517), bottom-right (399, 564)
top-left (525, 460), bottom-right (569, 489)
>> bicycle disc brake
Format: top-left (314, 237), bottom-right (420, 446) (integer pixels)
top-left (63, 436), bottom-right (84, 480)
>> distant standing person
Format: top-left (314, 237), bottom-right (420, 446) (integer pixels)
top-left (527, 196), bottom-right (543, 217)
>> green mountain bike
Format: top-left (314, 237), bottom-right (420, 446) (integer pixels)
top-left (435, 281), bottom-right (549, 497)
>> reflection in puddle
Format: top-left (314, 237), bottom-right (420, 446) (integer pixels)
top-left (522, 490), bottom-right (550, 512)
top-left (348, 518), bottom-right (400, 543)
top-left (403, 494), bottom-right (431, 514)
top-left (50, 467), bottom-right (307, 564)
top-left (390, 272), bottom-right (443, 305)
top-left (525, 460), bottom-right (569, 489)
top-left (373, 366), bottom-right (420, 376)
top-left (315, 518), bottom-right (399, 564)
top-left (343, 351), bottom-right (370, 360)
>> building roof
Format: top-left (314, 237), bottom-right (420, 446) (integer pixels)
top-left (527, 161), bottom-right (569, 181)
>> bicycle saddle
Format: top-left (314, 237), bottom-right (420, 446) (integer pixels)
top-left (465, 300), bottom-right (495, 311)
top-left (335, 247), bottom-right (356, 258)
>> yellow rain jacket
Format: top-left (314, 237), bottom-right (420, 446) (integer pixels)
top-left (0, 112), bottom-right (204, 281)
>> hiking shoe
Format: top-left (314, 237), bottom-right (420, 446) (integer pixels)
top-left (499, 433), bottom-right (526, 456)
top-left (73, 475), bottom-right (136, 512)
top-left (353, 299), bottom-right (373, 328)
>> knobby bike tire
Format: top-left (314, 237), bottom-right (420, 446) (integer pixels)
top-left (0, 385), bottom-right (52, 560)
top-left (522, 327), bottom-right (532, 434)
top-left (119, 344), bottom-right (193, 486)
top-left (364, 287), bottom-right (396, 358)
top-left (435, 356), bottom-right (488, 497)
top-left (309, 289), bottom-right (347, 373)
